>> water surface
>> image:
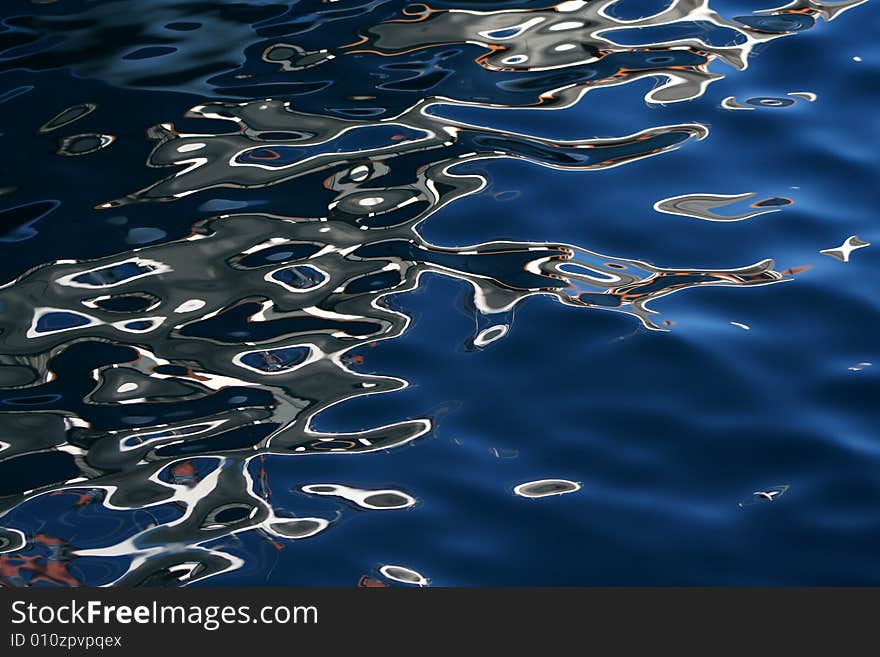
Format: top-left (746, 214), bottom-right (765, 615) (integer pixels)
top-left (0, 0), bottom-right (877, 586)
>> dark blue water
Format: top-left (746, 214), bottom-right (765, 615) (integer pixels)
top-left (0, 0), bottom-right (877, 586)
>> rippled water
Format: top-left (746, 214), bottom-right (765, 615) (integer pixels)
top-left (0, 0), bottom-right (876, 586)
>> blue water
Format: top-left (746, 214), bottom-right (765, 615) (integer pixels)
top-left (0, 0), bottom-right (877, 586)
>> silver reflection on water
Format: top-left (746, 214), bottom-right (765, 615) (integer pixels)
top-left (263, 0), bottom-right (865, 106)
top-left (654, 192), bottom-right (792, 222)
top-left (819, 235), bottom-right (870, 262)
top-left (379, 564), bottom-right (428, 586)
top-left (56, 133), bottom-right (115, 157)
top-left (514, 479), bottom-right (582, 498)
top-left (302, 483), bottom-right (416, 510)
top-left (738, 485), bottom-right (789, 507)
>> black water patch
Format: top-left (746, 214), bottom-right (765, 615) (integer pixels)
top-left (90, 293), bottom-right (158, 313)
top-left (0, 451), bottom-right (79, 496)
